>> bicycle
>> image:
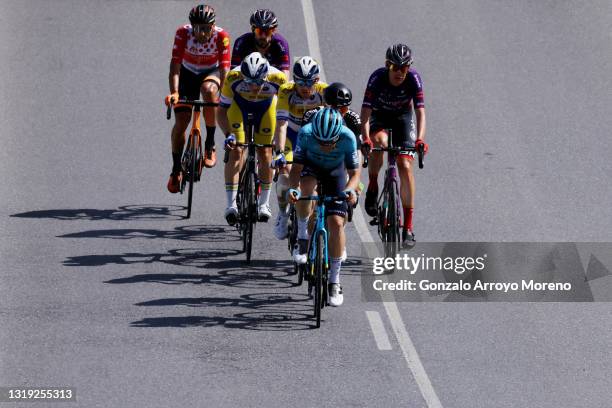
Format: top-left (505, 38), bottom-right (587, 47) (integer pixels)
top-left (224, 113), bottom-right (275, 264)
top-left (363, 129), bottom-right (424, 258)
top-left (272, 161), bottom-right (304, 284)
top-left (167, 99), bottom-right (219, 219)
top-left (298, 188), bottom-right (348, 328)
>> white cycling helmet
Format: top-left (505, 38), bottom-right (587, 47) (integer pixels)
top-left (241, 52), bottom-right (269, 81)
top-left (293, 56), bottom-right (320, 81)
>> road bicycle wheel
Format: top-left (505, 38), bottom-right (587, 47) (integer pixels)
top-left (385, 180), bottom-right (400, 258)
top-left (313, 232), bottom-right (325, 328)
top-left (244, 170), bottom-right (256, 264)
top-left (186, 134), bottom-right (199, 219)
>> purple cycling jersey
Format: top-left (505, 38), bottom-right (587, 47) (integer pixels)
top-left (231, 32), bottom-right (291, 71)
top-left (362, 67), bottom-right (425, 113)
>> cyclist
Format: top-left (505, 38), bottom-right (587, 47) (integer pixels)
top-left (272, 56), bottom-right (328, 240)
top-left (218, 52), bottom-right (287, 225)
top-left (303, 82), bottom-right (362, 141)
top-left (164, 4), bottom-right (230, 193)
top-left (287, 108), bottom-right (361, 306)
top-left (231, 9), bottom-right (291, 78)
top-left (361, 43), bottom-right (429, 248)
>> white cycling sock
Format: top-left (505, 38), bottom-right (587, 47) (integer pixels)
top-left (329, 257), bottom-right (342, 284)
top-left (225, 183), bottom-right (238, 207)
top-left (297, 217), bottom-right (309, 240)
top-left (259, 182), bottom-right (272, 206)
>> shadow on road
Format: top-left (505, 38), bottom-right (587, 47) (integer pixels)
top-left (58, 224), bottom-right (238, 243)
top-left (10, 204), bottom-right (187, 221)
top-left (131, 292), bottom-right (315, 331)
top-left (104, 258), bottom-right (297, 289)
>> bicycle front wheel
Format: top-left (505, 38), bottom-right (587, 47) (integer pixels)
top-left (186, 135), bottom-right (199, 219)
top-left (385, 181), bottom-right (400, 258)
top-left (243, 171), bottom-right (256, 264)
top-left (313, 232), bottom-right (325, 328)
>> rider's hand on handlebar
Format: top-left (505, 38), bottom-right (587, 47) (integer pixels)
top-left (415, 139), bottom-right (429, 155)
top-left (164, 92), bottom-right (179, 107)
top-left (287, 188), bottom-right (300, 204)
top-left (342, 188), bottom-right (357, 206)
top-left (271, 152), bottom-right (287, 169)
top-left (224, 134), bottom-right (237, 151)
top-left (361, 137), bottom-right (373, 155)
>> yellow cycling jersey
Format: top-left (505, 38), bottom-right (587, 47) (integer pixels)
top-left (219, 66), bottom-right (287, 107)
top-left (276, 82), bottom-right (328, 131)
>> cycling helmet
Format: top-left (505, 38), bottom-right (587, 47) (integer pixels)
top-left (189, 4), bottom-right (216, 25)
top-left (293, 56), bottom-right (320, 81)
top-left (311, 107), bottom-right (344, 144)
top-left (385, 43), bottom-right (413, 66)
top-left (250, 9), bottom-right (278, 29)
top-left (324, 82), bottom-right (352, 107)
top-left (240, 52), bottom-right (269, 81)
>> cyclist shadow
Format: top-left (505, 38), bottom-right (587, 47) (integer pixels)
top-left (10, 204), bottom-right (187, 221)
top-left (103, 258), bottom-right (297, 290)
top-left (130, 292), bottom-right (314, 331)
top-left (58, 224), bottom-right (239, 243)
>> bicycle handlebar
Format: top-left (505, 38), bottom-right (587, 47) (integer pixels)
top-left (166, 99), bottom-right (220, 120)
top-left (361, 145), bottom-right (425, 169)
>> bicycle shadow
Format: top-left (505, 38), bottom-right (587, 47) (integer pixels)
top-left (10, 204), bottom-right (187, 221)
top-left (130, 292), bottom-right (314, 331)
top-left (58, 224), bottom-right (238, 243)
top-left (102, 257), bottom-right (297, 290)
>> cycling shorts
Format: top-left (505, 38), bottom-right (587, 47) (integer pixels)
top-left (369, 110), bottom-right (417, 158)
top-left (226, 93), bottom-right (277, 144)
top-left (281, 127), bottom-right (299, 162)
top-left (300, 162), bottom-right (348, 218)
top-left (175, 65), bottom-right (220, 113)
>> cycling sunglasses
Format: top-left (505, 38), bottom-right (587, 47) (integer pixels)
top-left (253, 27), bottom-right (275, 36)
top-left (244, 77), bottom-right (265, 86)
top-left (295, 78), bottom-right (317, 87)
top-left (387, 62), bottom-right (410, 73)
top-left (193, 24), bottom-right (214, 34)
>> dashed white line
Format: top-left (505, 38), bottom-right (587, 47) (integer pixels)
top-left (300, 2), bottom-right (444, 407)
top-left (366, 311), bottom-right (393, 350)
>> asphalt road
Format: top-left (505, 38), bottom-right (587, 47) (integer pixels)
top-left (1, 1), bottom-right (611, 407)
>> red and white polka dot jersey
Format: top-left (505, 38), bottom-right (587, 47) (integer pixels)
top-left (171, 25), bottom-right (231, 74)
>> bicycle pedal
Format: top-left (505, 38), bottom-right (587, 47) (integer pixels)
top-left (369, 217), bottom-right (379, 226)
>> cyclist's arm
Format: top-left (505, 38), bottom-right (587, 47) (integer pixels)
top-left (274, 120), bottom-right (288, 154)
top-left (415, 107), bottom-right (426, 141)
top-left (288, 162), bottom-right (303, 189)
top-left (168, 62), bottom-right (181, 94)
top-left (216, 106), bottom-right (231, 136)
top-left (360, 106), bottom-right (372, 141)
top-left (218, 68), bottom-right (229, 92)
top-left (345, 168), bottom-right (361, 192)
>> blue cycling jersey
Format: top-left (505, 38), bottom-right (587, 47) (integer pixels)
top-left (293, 123), bottom-right (359, 170)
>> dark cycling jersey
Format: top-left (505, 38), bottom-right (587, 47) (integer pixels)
top-left (303, 107), bottom-right (362, 139)
top-left (294, 123), bottom-right (359, 170)
top-left (231, 32), bottom-right (291, 71)
top-left (362, 67), bottom-right (424, 113)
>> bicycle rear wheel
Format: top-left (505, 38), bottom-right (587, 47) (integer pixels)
top-left (313, 232), bottom-right (325, 328)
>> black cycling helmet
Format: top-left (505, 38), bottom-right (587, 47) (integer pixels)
top-left (250, 9), bottom-right (278, 29)
top-left (385, 43), bottom-right (413, 66)
top-left (324, 82), bottom-right (352, 107)
top-left (189, 4), bottom-right (216, 25)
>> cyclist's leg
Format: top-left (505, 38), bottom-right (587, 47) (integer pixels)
top-left (276, 127), bottom-right (296, 214)
top-left (200, 70), bottom-right (221, 154)
top-left (365, 112), bottom-right (389, 214)
top-left (322, 164), bottom-right (349, 304)
top-left (292, 170), bottom-right (317, 263)
top-left (223, 101), bottom-right (245, 215)
top-left (394, 111), bottom-right (417, 234)
top-left (254, 96), bottom-right (277, 214)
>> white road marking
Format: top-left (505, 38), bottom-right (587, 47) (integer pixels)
top-left (300, 2), bottom-right (444, 406)
top-left (366, 311), bottom-right (392, 350)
